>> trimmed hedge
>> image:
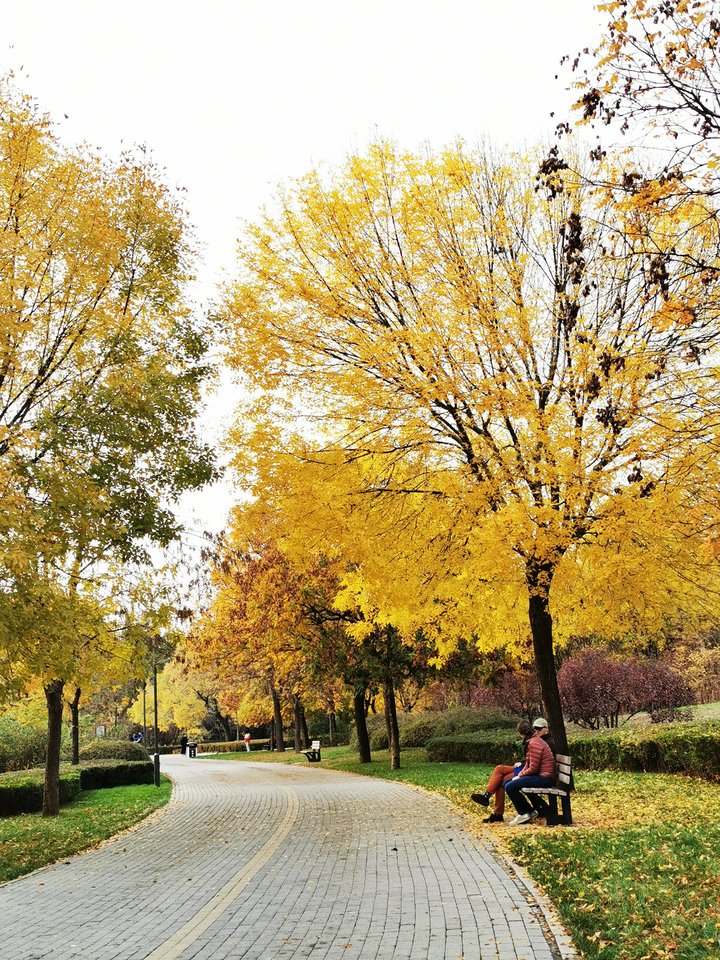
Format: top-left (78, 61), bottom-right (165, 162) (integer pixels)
top-left (77, 760), bottom-right (154, 789)
top-left (0, 759), bottom-right (154, 816)
top-left (568, 724), bottom-right (720, 777)
top-left (195, 739), bottom-right (271, 753)
top-left (352, 707), bottom-right (518, 752)
top-left (427, 722), bottom-right (720, 779)
top-left (79, 739), bottom-right (149, 762)
top-left (427, 730), bottom-right (523, 765)
top-left (0, 767), bottom-right (82, 817)
top-left (400, 707), bottom-right (517, 748)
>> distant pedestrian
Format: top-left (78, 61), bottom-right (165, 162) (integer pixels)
top-left (244, 732), bottom-right (251, 752)
top-left (180, 734), bottom-right (188, 756)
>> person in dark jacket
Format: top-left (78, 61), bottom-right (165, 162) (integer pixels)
top-left (179, 734), bottom-right (188, 755)
top-left (470, 719), bottom-right (532, 823)
top-left (505, 718), bottom-right (556, 824)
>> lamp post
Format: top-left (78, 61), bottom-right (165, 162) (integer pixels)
top-left (152, 656), bottom-right (160, 786)
top-left (152, 627), bottom-right (166, 788)
top-left (142, 681), bottom-right (147, 746)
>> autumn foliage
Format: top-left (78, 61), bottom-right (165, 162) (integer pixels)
top-left (558, 649), bottom-right (693, 729)
top-left (222, 140), bottom-right (720, 755)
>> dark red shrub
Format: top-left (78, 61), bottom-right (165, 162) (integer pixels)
top-left (494, 669), bottom-right (543, 721)
top-left (558, 649), bottom-right (626, 729)
top-left (559, 649), bottom-right (694, 728)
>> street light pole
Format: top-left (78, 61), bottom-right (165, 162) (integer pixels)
top-left (153, 656), bottom-right (160, 787)
top-left (142, 681), bottom-right (147, 747)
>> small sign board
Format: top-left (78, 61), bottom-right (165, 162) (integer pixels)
top-left (95, 725), bottom-right (106, 738)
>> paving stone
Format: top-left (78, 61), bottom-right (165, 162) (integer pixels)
top-left (1, 756), bottom-right (575, 959)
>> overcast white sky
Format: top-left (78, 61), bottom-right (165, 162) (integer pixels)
top-left (3, 0), bottom-right (604, 537)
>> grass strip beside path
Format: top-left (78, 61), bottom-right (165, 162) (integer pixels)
top-left (209, 745), bottom-right (720, 960)
top-left (0, 777), bottom-right (172, 883)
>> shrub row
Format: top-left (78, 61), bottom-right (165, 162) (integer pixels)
top-left (401, 707), bottom-right (516, 748)
top-left (0, 768), bottom-right (82, 817)
top-left (0, 759), bottom-right (154, 816)
top-left (76, 760), bottom-right (154, 790)
top-left (79, 739), bottom-right (149, 762)
top-left (195, 739), bottom-right (270, 753)
top-left (427, 730), bottom-right (522, 765)
top-left (352, 707), bottom-right (518, 752)
top-left (568, 724), bottom-right (720, 777)
top-left (426, 722), bottom-right (720, 779)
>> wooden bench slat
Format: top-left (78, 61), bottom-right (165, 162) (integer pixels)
top-left (519, 753), bottom-right (574, 826)
top-left (524, 787), bottom-right (569, 796)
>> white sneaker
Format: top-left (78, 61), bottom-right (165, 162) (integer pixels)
top-left (529, 810), bottom-right (539, 821)
top-left (511, 812), bottom-right (532, 825)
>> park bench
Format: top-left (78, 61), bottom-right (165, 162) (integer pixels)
top-left (522, 753), bottom-right (573, 826)
top-left (302, 740), bottom-right (321, 762)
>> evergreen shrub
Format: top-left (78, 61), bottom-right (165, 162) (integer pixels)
top-left (351, 708), bottom-right (517, 752)
top-left (79, 739), bottom-right (149, 762)
top-left (77, 760), bottom-right (153, 789)
top-left (427, 722), bottom-right (720, 778)
top-left (569, 723), bottom-right (720, 777)
top-left (0, 767), bottom-right (81, 816)
top-left (427, 730), bottom-right (522, 765)
top-left (195, 740), bottom-right (271, 753)
top-left (400, 707), bottom-right (516, 748)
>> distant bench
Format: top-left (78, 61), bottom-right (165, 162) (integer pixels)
top-left (523, 753), bottom-right (573, 826)
top-left (302, 740), bottom-right (321, 762)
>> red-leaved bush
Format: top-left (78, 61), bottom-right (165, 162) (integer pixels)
top-left (558, 649), bottom-right (694, 728)
top-left (493, 669), bottom-right (543, 721)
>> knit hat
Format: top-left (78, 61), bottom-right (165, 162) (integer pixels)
top-left (532, 717), bottom-right (549, 729)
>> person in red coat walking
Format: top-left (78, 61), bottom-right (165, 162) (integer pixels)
top-left (504, 718), bottom-right (556, 825)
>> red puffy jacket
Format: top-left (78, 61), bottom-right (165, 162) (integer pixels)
top-left (518, 734), bottom-right (555, 779)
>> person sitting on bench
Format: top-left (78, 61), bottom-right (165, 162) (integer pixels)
top-left (505, 718), bottom-right (556, 825)
top-left (470, 719), bottom-right (533, 823)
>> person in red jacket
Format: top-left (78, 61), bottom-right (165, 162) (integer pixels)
top-left (470, 719), bottom-right (533, 823)
top-left (504, 717), bottom-right (556, 825)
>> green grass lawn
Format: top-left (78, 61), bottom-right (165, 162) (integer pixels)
top-left (211, 744), bottom-right (720, 960)
top-left (0, 777), bottom-right (172, 883)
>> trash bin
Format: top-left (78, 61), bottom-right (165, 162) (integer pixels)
top-left (188, 742), bottom-right (197, 758)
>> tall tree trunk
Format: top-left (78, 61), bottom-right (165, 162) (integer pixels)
top-left (353, 687), bottom-right (371, 763)
top-left (270, 684), bottom-right (285, 752)
top-left (527, 567), bottom-right (569, 756)
top-left (68, 687), bottom-right (81, 765)
top-left (292, 694), bottom-right (302, 752)
top-left (301, 707), bottom-right (310, 750)
top-left (43, 679), bottom-right (65, 817)
top-left (383, 678), bottom-right (401, 770)
top-left (217, 711), bottom-right (232, 742)
top-left (328, 709), bottom-right (336, 746)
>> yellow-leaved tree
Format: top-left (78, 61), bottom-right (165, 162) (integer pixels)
top-left (223, 143), bottom-right (720, 754)
top-left (0, 82), bottom-right (216, 812)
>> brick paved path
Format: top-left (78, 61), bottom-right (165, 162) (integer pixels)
top-left (1, 756), bottom-right (574, 960)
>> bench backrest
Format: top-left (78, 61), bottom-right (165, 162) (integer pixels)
top-left (555, 753), bottom-right (572, 788)
top-left (311, 740), bottom-right (320, 750)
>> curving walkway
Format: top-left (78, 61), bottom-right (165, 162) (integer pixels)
top-left (1, 756), bottom-right (574, 960)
